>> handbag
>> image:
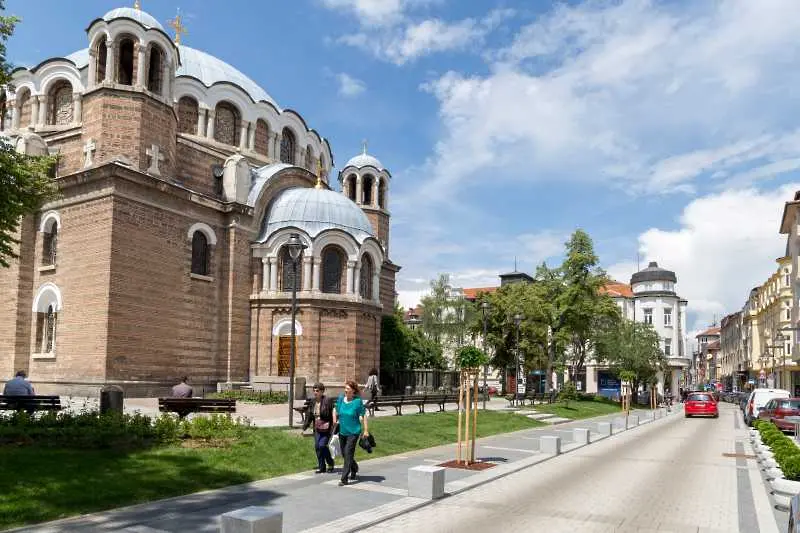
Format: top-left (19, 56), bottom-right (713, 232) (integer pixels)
top-left (328, 434), bottom-right (341, 459)
top-left (314, 418), bottom-right (330, 432)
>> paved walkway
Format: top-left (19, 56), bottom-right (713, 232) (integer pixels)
top-left (10, 407), bottom-right (656, 532)
top-left (362, 403), bottom-right (781, 533)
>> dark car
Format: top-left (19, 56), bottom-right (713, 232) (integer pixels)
top-left (759, 398), bottom-right (800, 432)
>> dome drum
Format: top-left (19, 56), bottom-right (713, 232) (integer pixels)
top-left (630, 262), bottom-right (677, 285)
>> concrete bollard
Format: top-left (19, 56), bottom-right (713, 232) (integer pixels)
top-left (574, 428), bottom-right (590, 445)
top-left (540, 435), bottom-right (561, 455)
top-left (596, 422), bottom-right (612, 437)
top-left (614, 417), bottom-right (627, 431)
top-left (408, 465), bottom-right (446, 500)
top-left (627, 415), bottom-right (639, 429)
top-left (220, 507), bottom-right (282, 533)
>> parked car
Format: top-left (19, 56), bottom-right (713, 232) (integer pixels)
top-left (758, 397), bottom-right (800, 432)
top-left (744, 388), bottom-right (791, 426)
top-left (685, 392), bottom-right (719, 418)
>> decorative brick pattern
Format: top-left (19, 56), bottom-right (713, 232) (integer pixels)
top-left (214, 102), bottom-right (238, 146)
top-left (177, 96), bottom-right (198, 135)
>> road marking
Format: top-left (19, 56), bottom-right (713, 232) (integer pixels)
top-left (481, 445), bottom-right (537, 454)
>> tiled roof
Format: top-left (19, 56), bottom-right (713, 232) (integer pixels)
top-left (600, 281), bottom-right (634, 298)
top-left (697, 326), bottom-right (721, 338)
top-left (706, 340), bottom-right (721, 350)
top-left (404, 305), bottom-right (423, 321)
top-left (463, 287), bottom-right (498, 300)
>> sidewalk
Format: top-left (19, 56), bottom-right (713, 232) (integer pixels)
top-left (10, 406), bottom-right (670, 533)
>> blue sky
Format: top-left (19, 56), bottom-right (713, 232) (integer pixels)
top-left (8, 0), bottom-right (800, 335)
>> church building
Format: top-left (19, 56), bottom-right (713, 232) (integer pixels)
top-left (0, 5), bottom-right (399, 396)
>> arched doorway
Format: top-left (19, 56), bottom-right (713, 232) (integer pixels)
top-left (272, 318), bottom-right (303, 377)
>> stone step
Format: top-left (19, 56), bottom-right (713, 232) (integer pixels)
top-left (526, 413), bottom-right (556, 421)
top-left (542, 417), bottom-right (571, 424)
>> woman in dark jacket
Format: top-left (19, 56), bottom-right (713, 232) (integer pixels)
top-left (303, 382), bottom-right (335, 473)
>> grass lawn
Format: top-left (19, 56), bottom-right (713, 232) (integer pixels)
top-left (532, 399), bottom-right (622, 420)
top-left (0, 410), bottom-right (542, 530)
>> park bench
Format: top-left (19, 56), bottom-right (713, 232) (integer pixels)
top-left (0, 395), bottom-right (61, 413)
top-left (368, 393), bottom-right (467, 416)
top-left (158, 398), bottom-right (236, 419)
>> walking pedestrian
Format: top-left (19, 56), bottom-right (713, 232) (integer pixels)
top-left (303, 382), bottom-right (335, 473)
top-left (365, 368), bottom-right (380, 411)
top-left (333, 380), bottom-right (369, 486)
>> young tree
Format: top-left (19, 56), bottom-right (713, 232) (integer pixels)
top-left (595, 319), bottom-right (666, 398)
top-left (0, 2), bottom-right (58, 267)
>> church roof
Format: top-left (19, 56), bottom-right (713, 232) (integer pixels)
top-left (102, 7), bottom-right (163, 31)
top-left (344, 153), bottom-right (383, 170)
top-left (257, 187), bottom-right (375, 244)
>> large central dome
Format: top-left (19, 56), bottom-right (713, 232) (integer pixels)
top-left (259, 188), bottom-right (375, 244)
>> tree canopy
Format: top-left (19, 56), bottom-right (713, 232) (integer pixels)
top-left (595, 318), bottom-right (666, 391)
top-left (0, 1), bottom-right (58, 267)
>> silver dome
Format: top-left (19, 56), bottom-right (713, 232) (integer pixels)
top-left (344, 153), bottom-right (383, 170)
top-left (102, 7), bottom-right (163, 30)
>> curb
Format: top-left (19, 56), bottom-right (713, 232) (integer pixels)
top-left (299, 407), bottom-right (678, 533)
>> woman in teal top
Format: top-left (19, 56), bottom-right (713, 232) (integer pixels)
top-left (333, 380), bottom-right (369, 486)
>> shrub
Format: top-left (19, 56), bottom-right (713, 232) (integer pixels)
top-left (559, 382), bottom-right (579, 407)
top-left (783, 455), bottom-right (800, 480)
top-left (455, 346), bottom-right (489, 370)
top-left (209, 390), bottom-right (288, 404)
top-left (756, 421), bottom-right (800, 481)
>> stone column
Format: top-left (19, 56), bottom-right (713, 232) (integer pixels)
top-left (239, 121), bottom-right (249, 151)
top-left (206, 109), bottom-right (216, 140)
top-left (10, 100), bottom-right (18, 130)
top-left (197, 107), bottom-right (207, 137)
top-left (88, 49), bottom-right (97, 89)
top-left (106, 40), bottom-right (116, 83)
top-left (311, 258), bottom-right (320, 291)
top-left (269, 257), bottom-right (278, 292)
top-left (346, 261), bottom-right (356, 294)
top-left (30, 97), bottom-right (39, 128)
top-left (302, 256), bottom-right (312, 291)
top-left (296, 146), bottom-right (304, 168)
top-left (372, 269), bottom-right (381, 301)
top-left (372, 178), bottom-right (379, 207)
top-left (354, 263), bottom-right (362, 298)
top-left (355, 175), bottom-right (363, 205)
top-left (261, 257), bottom-right (270, 292)
top-left (273, 132), bottom-right (281, 161)
top-left (72, 93), bottom-right (82, 125)
top-left (36, 95), bottom-right (47, 126)
top-left (383, 181), bottom-right (389, 210)
top-left (248, 124), bottom-right (256, 151)
top-left (135, 43), bottom-right (146, 88)
top-left (163, 58), bottom-right (172, 99)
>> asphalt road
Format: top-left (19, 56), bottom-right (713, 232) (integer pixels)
top-left (361, 403), bottom-right (781, 533)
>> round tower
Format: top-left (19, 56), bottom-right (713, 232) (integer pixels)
top-left (338, 145), bottom-right (391, 254)
top-left (630, 261), bottom-right (678, 294)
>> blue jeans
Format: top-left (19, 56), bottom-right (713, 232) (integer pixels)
top-left (315, 431), bottom-right (334, 471)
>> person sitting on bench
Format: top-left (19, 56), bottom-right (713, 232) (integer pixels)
top-left (171, 376), bottom-right (193, 398)
top-left (4, 370), bottom-right (34, 396)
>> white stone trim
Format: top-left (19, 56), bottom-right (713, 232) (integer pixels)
top-left (263, 228), bottom-right (313, 259)
top-left (312, 229), bottom-right (359, 262)
top-left (32, 282), bottom-right (63, 312)
top-left (187, 222), bottom-right (217, 245)
top-left (39, 210), bottom-right (61, 233)
top-left (272, 317), bottom-right (303, 336)
top-left (359, 238), bottom-right (385, 266)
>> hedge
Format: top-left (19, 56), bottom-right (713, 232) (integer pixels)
top-left (755, 420), bottom-right (800, 480)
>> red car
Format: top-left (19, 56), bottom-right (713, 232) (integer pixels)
top-left (758, 398), bottom-right (800, 432)
top-left (685, 392), bottom-right (719, 418)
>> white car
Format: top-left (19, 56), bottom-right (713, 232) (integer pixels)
top-left (745, 388), bottom-right (791, 425)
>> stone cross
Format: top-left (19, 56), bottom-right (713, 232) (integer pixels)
top-left (146, 144), bottom-right (165, 176)
top-left (83, 138), bottom-right (96, 168)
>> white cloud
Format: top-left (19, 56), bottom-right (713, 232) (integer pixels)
top-left (320, 0), bottom-right (417, 27)
top-left (607, 184), bottom-right (799, 332)
top-left (336, 9), bottom-right (515, 65)
top-left (336, 73), bottom-right (366, 97)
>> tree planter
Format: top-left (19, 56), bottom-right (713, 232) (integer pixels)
top-left (766, 467), bottom-right (785, 481)
top-left (770, 478), bottom-right (800, 512)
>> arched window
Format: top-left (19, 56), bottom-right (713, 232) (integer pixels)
top-left (304, 146), bottom-right (313, 170)
top-left (177, 96), bottom-right (199, 134)
top-left (319, 154), bottom-right (327, 180)
top-left (347, 174), bottom-right (357, 201)
top-left (47, 80), bottom-right (73, 126)
top-left (33, 283), bottom-right (61, 355)
top-left (254, 119), bottom-right (269, 155)
top-left (359, 255), bottom-right (373, 299)
top-left (378, 178), bottom-right (386, 209)
top-left (321, 247), bottom-right (344, 294)
top-left (96, 37), bottom-right (107, 84)
top-left (280, 246), bottom-right (302, 291)
top-left (42, 218), bottom-right (58, 266)
top-left (118, 39), bottom-right (135, 86)
top-left (362, 174), bottom-right (374, 206)
top-left (147, 45), bottom-right (164, 94)
top-left (214, 102), bottom-right (240, 146)
top-left (191, 231), bottom-right (210, 275)
top-left (280, 128), bottom-right (296, 164)
top-left (17, 88), bottom-right (31, 128)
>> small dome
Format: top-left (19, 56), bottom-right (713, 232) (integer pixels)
top-left (259, 187), bottom-right (375, 243)
top-left (102, 7), bottom-right (163, 30)
top-left (345, 153), bottom-right (383, 170)
top-left (630, 261), bottom-right (677, 285)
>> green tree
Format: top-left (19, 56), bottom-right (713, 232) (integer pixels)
top-left (406, 328), bottom-right (446, 370)
top-left (0, 2), bottom-right (58, 267)
top-left (379, 314), bottom-right (446, 372)
top-left (595, 319), bottom-right (666, 397)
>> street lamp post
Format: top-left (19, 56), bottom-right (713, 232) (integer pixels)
top-left (481, 302), bottom-right (489, 410)
top-left (513, 314), bottom-right (524, 396)
top-left (285, 233), bottom-right (307, 429)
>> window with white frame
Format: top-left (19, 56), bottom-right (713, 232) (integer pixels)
top-left (32, 283), bottom-right (61, 356)
top-left (664, 308), bottom-right (672, 327)
top-left (664, 338), bottom-right (671, 356)
top-left (643, 308), bottom-right (653, 325)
